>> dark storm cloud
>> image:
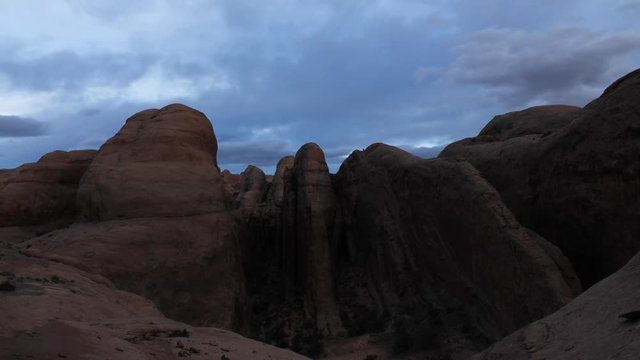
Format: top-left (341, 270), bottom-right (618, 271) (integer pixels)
top-left (177, 7), bottom-right (461, 171)
top-left (2, 1), bottom-right (639, 172)
top-left (217, 140), bottom-right (291, 168)
top-left (217, 140), bottom-right (357, 173)
top-left (0, 115), bottom-right (50, 137)
top-left (451, 27), bottom-right (640, 106)
top-left (199, 15), bottom-right (455, 157)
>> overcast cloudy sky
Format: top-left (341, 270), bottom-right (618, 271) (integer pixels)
top-left (1, 0), bottom-right (639, 172)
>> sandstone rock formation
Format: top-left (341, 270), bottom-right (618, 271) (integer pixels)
top-left (3, 68), bottom-right (640, 359)
top-left (0, 150), bottom-right (96, 228)
top-left (237, 165), bottom-right (269, 210)
top-left (293, 143), bottom-right (344, 337)
top-left (268, 156), bottom-right (295, 207)
top-left (230, 142), bottom-right (579, 358)
top-left (0, 247), bottom-right (308, 360)
top-left (237, 147), bottom-right (344, 356)
top-left (19, 104), bottom-right (245, 329)
top-left (439, 105), bottom-right (580, 220)
top-left (77, 104), bottom-right (227, 221)
top-left (441, 69), bottom-right (640, 287)
top-left (330, 144), bottom-right (578, 357)
top-left (3, 104), bottom-right (581, 359)
top-left (472, 252), bottom-right (640, 360)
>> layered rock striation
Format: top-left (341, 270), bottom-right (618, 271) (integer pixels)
top-left (0, 150), bottom-right (96, 228)
top-left (19, 104), bottom-right (245, 329)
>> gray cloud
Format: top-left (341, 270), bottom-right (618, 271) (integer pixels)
top-left (0, 48), bottom-right (153, 93)
top-left (451, 27), bottom-right (640, 106)
top-left (400, 145), bottom-right (444, 159)
top-left (617, 1), bottom-right (640, 12)
top-left (217, 141), bottom-right (357, 174)
top-left (218, 140), bottom-right (292, 169)
top-left (0, 115), bottom-right (50, 137)
top-left (1, 1), bottom-right (639, 172)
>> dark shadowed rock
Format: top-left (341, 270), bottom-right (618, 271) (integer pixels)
top-left (0, 150), bottom-right (96, 227)
top-left (268, 156), bottom-right (295, 207)
top-left (222, 169), bottom-right (244, 199)
top-left (472, 252), bottom-right (640, 360)
top-left (238, 165), bottom-right (268, 210)
top-left (333, 144), bottom-right (578, 357)
top-left (439, 105), bottom-right (580, 223)
top-left (293, 143), bottom-right (344, 337)
top-left (0, 249), bottom-right (309, 360)
top-left (441, 69), bottom-right (640, 287)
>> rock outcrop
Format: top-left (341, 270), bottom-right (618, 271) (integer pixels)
top-left (331, 144), bottom-right (578, 357)
top-left (293, 144), bottom-right (343, 337)
top-left (472, 251), bottom-right (640, 360)
top-left (77, 104), bottom-right (227, 220)
top-left (238, 165), bottom-right (269, 210)
top-left (0, 150), bottom-right (96, 228)
top-left (231, 142), bottom-right (580, 359)
top-left (441, 69), bottom-right (640, 287)
top-left (439, 105), bottom-right (580, 221)
top-left (0, 248), bottom-right (309, 360)
top-left (19, 104), bottom-right (245, 329)
top-left (3, 68), bottom-right (640, 359)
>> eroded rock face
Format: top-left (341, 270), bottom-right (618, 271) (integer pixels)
top-left (238, 165), bottom-right (268, 210)
top-left (439, 105), bottom-right (580, 222)
top-left (238, 148), bottom-right (344, 356)
top-left (77, 104), bottom-right (227, 221)
top-left (472, 252), bottom-right (640, 360)
top-left (0, 150), bottom-right (96, 227)
top-left (440, 70), bottom-right (640, 287)
top-left (332, 144), bottom-right (578, 357)
top-left (268, 156), bottom-right (295, 208)
top-left (293, 143), bottom-right (343, 337)
top-left (20, 104), bottom-right (245, 329)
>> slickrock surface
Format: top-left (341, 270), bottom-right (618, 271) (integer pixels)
top-left (472, 252), bottom-right (640, 360)
top-left (0, 248), bottom-right (309, 360)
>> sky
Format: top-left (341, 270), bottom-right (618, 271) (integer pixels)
top-left (1, 0), bottom-right (639, 173)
